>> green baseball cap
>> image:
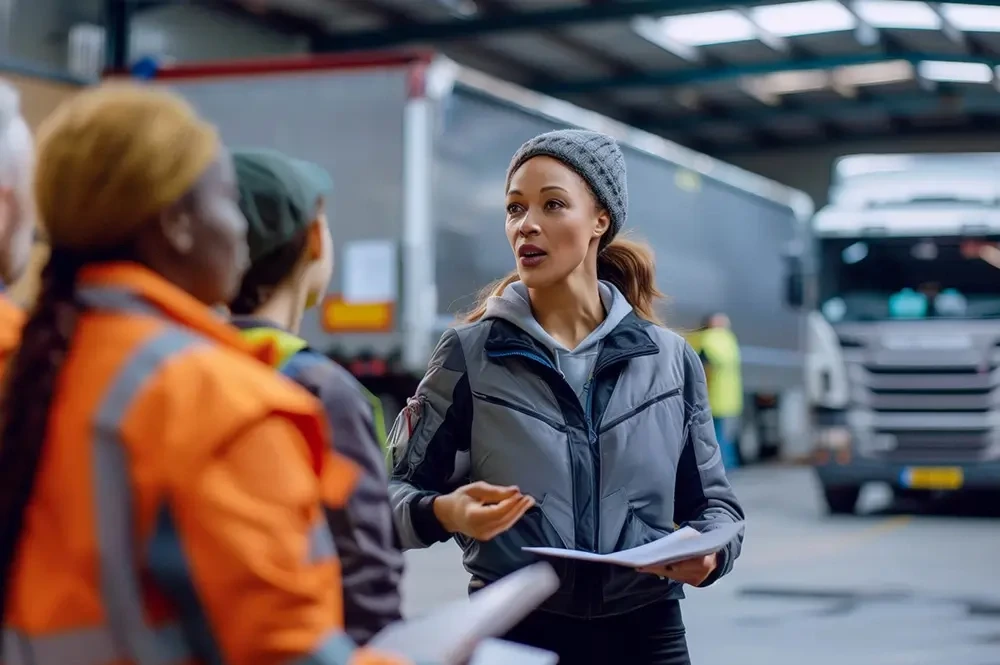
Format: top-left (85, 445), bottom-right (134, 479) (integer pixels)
top-left (232, 148), bottom-right (332, 263)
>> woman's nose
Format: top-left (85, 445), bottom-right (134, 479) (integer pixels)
top-left (517, 213), bottom-right (542, 236)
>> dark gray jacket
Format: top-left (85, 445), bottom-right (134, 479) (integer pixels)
top-left (231, 318), bottom-right (404, 644)
top-left (388, 282), bottom-right (745, 619)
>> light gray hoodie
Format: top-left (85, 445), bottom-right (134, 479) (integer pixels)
top-left (482, 280), bottom-right (634, 399)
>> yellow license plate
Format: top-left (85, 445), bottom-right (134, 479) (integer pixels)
top-left (902, 467), bottom-right (964, 490)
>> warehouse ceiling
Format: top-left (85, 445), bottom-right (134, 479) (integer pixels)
top-left (167, 0), bottom-right (1000, 155)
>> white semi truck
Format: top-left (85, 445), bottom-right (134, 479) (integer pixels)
top-left (124, 52), bottom-right (812, 461)
top-left (785, 153), bottom-right (1000, 513)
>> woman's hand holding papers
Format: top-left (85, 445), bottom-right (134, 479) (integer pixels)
top-left (637, 552), bottom-right (718, 586)
top-left (433, 481), bottom-right (535, 541)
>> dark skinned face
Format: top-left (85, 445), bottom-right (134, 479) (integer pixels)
top-left (136, 149), bottom-right (249, 306)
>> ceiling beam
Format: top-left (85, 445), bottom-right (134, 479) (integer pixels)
top-left (312, 0), bottom-right (805, 52)
top-left (311, 0), bottom-right (1000, 52)
top-left (710, 113), bottom-right (1000, 155)
top-left (653, 89), bottom-right (1000, 133)
top-left (537, 52), bottom-right (1000, 94)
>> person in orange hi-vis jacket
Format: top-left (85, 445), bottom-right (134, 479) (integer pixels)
top-left (0, 83), bottom-right (413, 665)
top-left (0, 78), bottom-right (38, 362)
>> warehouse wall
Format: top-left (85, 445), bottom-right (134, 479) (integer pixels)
top-left (5, 0), bottom-right (305, 75)
top-left (723, 134), bottom-right (1000, 207)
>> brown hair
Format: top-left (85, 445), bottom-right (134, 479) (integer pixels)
top-left (463, 235), bottom-right (665, 326)
top-left (229, 228), bottom-right (309, 315)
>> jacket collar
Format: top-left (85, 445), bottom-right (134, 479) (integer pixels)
top-left (78, 262), bottom-right (278, 365)
top-left (484, 310), bottom-right (659, 369)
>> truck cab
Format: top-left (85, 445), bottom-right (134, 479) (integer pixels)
top-left (792, 153), bottom-right (1000, 513)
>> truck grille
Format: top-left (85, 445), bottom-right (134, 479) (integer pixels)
top-left (851, 364), bottom-right (999, 462)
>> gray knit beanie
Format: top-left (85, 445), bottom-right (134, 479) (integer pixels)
top-left (506, 129), bottom-right (627, 249)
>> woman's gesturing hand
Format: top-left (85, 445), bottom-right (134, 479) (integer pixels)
top-left (637, 552), bottom-right (718, 586)
top-left (433, 481), bottom-right (535, 541)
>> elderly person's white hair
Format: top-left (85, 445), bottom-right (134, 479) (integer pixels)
top-left (0, 79), bottom-right (32, 189)
top-left (0, 78), bottom-right (36, 285)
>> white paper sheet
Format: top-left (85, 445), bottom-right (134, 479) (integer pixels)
top-left (523, 521), bottom-right (745, 569)
top-left (341, 239), bottom-right (397, 303)
top-left (368, 562), bottom-right (559, 665)
top-left (468, 639), bottom-right (559, 665)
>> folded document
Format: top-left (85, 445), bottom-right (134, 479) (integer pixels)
top-left (468, 639), bottom-right (559, 665)
top-left (368, 562), bottom-right (559, 664)
top-left (523, 521), bottom-right (745, 569)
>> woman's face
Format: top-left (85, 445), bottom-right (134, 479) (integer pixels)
top-left (168, 150), bottom-right (249, 305)
top-left (505, 156), bottom-right (610, 289)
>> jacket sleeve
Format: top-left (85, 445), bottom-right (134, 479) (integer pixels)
top-left (316, 366), bottom-right (405, 645)
top-left (168, 414), bottom-right (410, 665)
top-left (387, 328), bottom-right (473, 550)
top-left (674, 342), bottom-right (746, 587)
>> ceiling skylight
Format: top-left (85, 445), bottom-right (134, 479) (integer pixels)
top-left (751, 0), bottom-right (856, 37)
top-left (854, 0), bottom-right (942, 29)
top-left (917, 60), bottom-right (994, 83)
top-left (939, 3), bottom-right (1000, 32)
top-left (655, 9), bottom-right (757, 46)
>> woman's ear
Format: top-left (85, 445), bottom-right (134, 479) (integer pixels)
top-left (159, 208), bottom-right (195, 255)
top-left (594, 208), bottom-right (611, 240)
top-left (306, 218), bottom-right (323, 261)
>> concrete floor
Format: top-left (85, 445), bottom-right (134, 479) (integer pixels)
top-left (399, 466), bottom-right (1000, 665)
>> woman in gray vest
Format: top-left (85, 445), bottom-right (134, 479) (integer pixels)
top-left (387, 129), bottom-right (745, 664)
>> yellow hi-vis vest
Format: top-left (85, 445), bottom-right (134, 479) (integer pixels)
top-left (697, 327), bottom-right (744, 418)
top-left (239, 326), bottom-right (389, 448)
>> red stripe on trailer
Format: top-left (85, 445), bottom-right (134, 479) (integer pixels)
top-left (104, 49), bottom-right (434, 81)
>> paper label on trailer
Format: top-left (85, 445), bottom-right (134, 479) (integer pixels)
top-left (342, 239), bottom-right (398, 304)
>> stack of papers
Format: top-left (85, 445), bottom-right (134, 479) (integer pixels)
top-left (468, 639), bottom-right (558, 665)
top-left (523, 521), bottom-right (745, 569)
top-left (368, 562), bottom-right (560, 664)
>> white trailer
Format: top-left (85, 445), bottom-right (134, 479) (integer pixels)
top-left (127, 52), bottom-right (813, 459)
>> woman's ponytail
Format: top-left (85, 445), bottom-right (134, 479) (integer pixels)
top-left (463, 270), bottom-right (520, 324)
top-left (0, 250), bottom-right (83, 634)
top-left (597, 236), bottom-right (665, 326)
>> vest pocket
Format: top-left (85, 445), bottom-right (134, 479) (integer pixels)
top-left (599, 387), bottom-right (680, 434)
top-left (614, 503), bottom-right (672, 552)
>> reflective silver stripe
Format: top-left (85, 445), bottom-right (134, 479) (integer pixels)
top-left (93, 328), bottom-right (200, 665)
top-left (288, 631), bottom-right (355, 665)
top-left (2, 624), bottom-right (186, 665)
top-left (77, 286), bottom-right (161, 317)
top-left (308, 520), bottom-right (337, 564)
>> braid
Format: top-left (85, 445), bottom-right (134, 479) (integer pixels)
top-left (0, 249), bottom-right (83, 635)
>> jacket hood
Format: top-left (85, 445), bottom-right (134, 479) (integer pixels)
top-left (482, 280), bottom-right (634, 356)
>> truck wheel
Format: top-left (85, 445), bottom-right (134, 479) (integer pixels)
top-left (823, 485), bottom-right (861, 515)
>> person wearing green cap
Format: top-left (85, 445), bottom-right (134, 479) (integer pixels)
top-left (228, 148), bottom-right (404, 645)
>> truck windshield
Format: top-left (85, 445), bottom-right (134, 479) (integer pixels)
top-left (819, 236), bottom-right (1000, 321)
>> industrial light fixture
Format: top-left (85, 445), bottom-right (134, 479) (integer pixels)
top-left (939, 2), bottom-right (1000, 31)
top-left (853, 0), bottom-right (942, 29)
top-left (833, 60), bottom-right (915, 87)
top-left (750, 0), bottom-right (857, 37)
top-left (917, 60), bottom-right (994, 83)
top-left (653, 9), bottom-right (757, 46)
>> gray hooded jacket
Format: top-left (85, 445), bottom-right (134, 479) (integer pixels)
top-left (388, 282), bottom-right (745, 619)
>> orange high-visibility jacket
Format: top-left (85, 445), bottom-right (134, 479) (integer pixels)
top-left (1, 262), bottom-right (404, 665)
top-left (0, 292), bottom-right (24, 365)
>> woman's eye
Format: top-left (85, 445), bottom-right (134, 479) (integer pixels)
top-left (544, 199), bottom-right (564, 211)
top-left (506, 203), bottom-right (523, 215)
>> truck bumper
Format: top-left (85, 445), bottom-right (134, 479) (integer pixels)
top-left (816, 456), bottom-right (1000, 491)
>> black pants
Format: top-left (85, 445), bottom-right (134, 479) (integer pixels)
top-left (502, 599), bottom-right (691, 665)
